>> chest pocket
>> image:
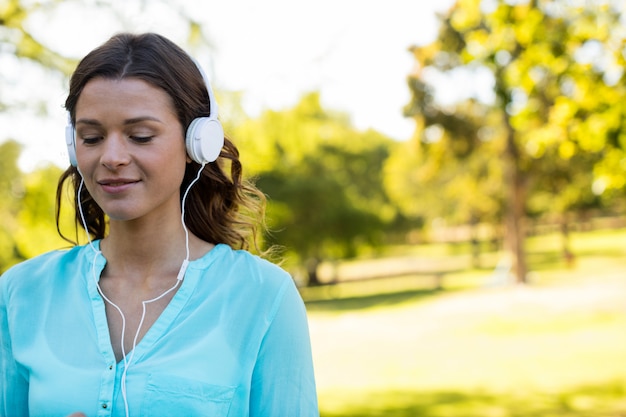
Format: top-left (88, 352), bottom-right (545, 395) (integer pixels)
top-left (142, 374), bottom-right (237, 416)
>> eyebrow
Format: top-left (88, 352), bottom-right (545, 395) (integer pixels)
top-left (75, 116), bottom-right (164, 126)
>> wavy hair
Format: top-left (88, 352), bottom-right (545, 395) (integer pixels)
top-left (56, 32), bottom-right (266, 251)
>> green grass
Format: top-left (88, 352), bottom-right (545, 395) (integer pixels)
top-left (306, 227), bottom-right (626, 416)
top-left (317, 383), bottom-right (626, 417)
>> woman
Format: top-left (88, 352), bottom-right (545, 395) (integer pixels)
top-left (0, 32), bottom-right (318, 416)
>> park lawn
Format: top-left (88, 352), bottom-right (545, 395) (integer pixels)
top-left (306, 228), bottom-right (626, 416)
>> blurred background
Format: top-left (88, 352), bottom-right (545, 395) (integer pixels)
top-left (2, 0), bottom-right (626, 415)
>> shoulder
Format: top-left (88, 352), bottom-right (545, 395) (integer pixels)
top-left (209, 245), bottom-right (307, 325)
top-left (1, 246), bottom-right (86, 294)
top-left (198, 244), bottom-right (300, 310)
top-left (205, 244), bottom-right (292, 287)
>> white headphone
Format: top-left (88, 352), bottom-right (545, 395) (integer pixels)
top-left (65, 60), bottom-right (224, 167)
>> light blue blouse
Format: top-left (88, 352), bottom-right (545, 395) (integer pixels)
top-left (0, 242), bottom-right (318, 417)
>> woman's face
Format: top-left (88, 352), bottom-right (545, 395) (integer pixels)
top-left (74, 77), bottom-right (188, 223)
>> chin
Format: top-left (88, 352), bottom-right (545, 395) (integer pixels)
top-left (103, 209), bottom-right (143, 222)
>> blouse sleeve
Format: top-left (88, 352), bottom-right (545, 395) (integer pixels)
top-left (0, 275), bottom-right (30, 417)
top-left (249, 279), bottom-right (319, 416)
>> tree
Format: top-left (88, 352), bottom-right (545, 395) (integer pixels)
top-left (14, 164), bottom-right (71, 260)
top-left (404, 0), bottom-right (626, 283)
top-left (233, 92), bottom-right (398, 284)
top-left (1, 0), bottom-right (214, 132)
top-left (0, 142), bottom-right (76, 273)
top-left (0, 0), bottom-right (76, 74)
top-left (386, 95), bottom-right (506, 266)
top-left (526, 140), bottom-right (603, 263)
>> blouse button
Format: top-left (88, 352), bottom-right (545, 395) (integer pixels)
top-left (102, 403), bottom-right (108, 409)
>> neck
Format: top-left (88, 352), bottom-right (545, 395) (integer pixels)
top-left (101, 217), bottom-right (188, 277)
top-left (99, 217), bottom-right (214, 282)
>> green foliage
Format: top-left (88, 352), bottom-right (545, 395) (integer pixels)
top-left (233, 93), bottom-right (398, 270)
top-left (401, 0), bottom-right (626, 281)
top-left (14, 164), bottom-right (71, 259)
top-left (0, 0), bottom-right (76, 74)
top-left (319, 383), bottom-right (626, 417)
top-left (389, 100), bottom-right (505, 226)
top-left (0, 142), bottom-right (72, 273)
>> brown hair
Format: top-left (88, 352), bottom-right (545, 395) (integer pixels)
top-left (56, 32), bottom-right (266, 251)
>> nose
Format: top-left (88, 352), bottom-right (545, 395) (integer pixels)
top-left (100, 134), bottom-right (130, 169)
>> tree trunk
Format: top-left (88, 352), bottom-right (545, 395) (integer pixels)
top-left (561, 214), bottom-right (575, 268)
top-left (470, 216), bottom-right (481, 269)
top-left (306, 257), bottom-right (322, 286)
top-left (502, 117), bottom-right (528, 284)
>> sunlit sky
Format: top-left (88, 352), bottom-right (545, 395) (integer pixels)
top-left (1, 0), bottom-right (458, 171)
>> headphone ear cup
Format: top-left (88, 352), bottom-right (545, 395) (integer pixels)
top-left (65, 123), bottom-right (78, 167)
top-left (185, 117), bottom-right (224, 164)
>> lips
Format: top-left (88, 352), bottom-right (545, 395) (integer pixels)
top-left (97, 178), bottom-right (140, 193)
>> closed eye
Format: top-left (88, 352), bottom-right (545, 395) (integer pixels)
top-left (81, 136), bottom-right (103, 145)
top-left (130, 136), bottom-right (154, 143)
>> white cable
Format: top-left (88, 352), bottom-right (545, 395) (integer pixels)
top-left (79, 163), bottom-right (205, 416)
top-left (79, 178), bottom-right (131, 414)
top-left (180, 162), bottom-right (207, 262)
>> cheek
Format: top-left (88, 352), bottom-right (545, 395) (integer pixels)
top-left (163, 145), bottom-right (190, 184)
top-left (75, 151), bottom-right (97, 176)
